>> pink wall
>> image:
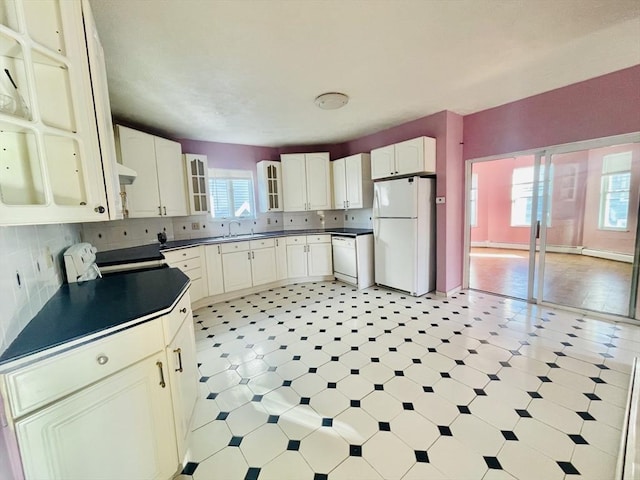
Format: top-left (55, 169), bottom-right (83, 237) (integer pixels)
top-left (471, 144), bottom-right (640, 255)
top-left (582, 143), bottom-right (640, 254)
top-left (178, 111), bottom-right (465, 294)
top-left (471, 156), bottom-right (535, 245)
top-left (463, 65), bottom-right (640, 161)
top-left (338, 110), bottom-right (465, 294)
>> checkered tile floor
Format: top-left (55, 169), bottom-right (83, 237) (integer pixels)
top-left (176, 282), bottom-right (640, 480)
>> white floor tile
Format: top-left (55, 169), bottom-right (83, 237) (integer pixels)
top-left (182, 282), bottom-right (639, 480)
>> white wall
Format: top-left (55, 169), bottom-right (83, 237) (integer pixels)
top-left (0, 224), bottom-right (81, 354)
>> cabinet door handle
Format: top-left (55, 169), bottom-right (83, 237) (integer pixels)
top-left (173, 348), bottom-right (183, 373)
top-left (158, 206), bottom-right (162, 216)
top-left (252, 251), bottom-right (255, 259)
top-left (180, 307), bottom-right (187, 314)
top-left (276, 239), bottom-right (279, 247)
top-left (248, 252), bottom-right (251, 260)
top-left (94, 205), bottom-right (105, 214)
top-left (156, 361), bottom-right (166, 388)
top-left (163, 206), bottom-right (167, 215)
top-left (217, 245), bottom-right (221, 254)
top-left (96, 354), bottom-right (109, 365)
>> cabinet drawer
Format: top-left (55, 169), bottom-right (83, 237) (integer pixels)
top-left (171, 256), bottom-right (201, 272)
top-left (163, 247), bottom-right (199, 264)
top-left (307, 235), bottom-right (331, 244)
top-left (286, 236), bottom-right (306, 245)
top-left (250, 238), bottom-right (275, 250)
top-left (162, 291), bottom-right (191, 345)
top-left (220, 241), bottom-right (250, 253)
top-left (4, 320), bottom-right (165, 418)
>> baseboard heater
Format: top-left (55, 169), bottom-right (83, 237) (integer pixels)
top-left (616, 357), bottom-right (639, 480)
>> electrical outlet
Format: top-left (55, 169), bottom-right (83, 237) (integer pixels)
top-left (345, 214), bottom-right (348, 221)
top-left (267, 217), bottom-right (271, 225)
top-left (191, 222), bottom-right (200, 230)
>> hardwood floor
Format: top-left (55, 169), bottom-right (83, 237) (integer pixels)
top-left (469, 247), bottom-right (633, 316)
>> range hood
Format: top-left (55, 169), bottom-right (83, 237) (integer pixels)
top-left (117, 163), bottom-right (137, 185)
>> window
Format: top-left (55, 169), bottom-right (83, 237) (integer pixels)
top-left (599, 152), bottom-right (632, 230)
top-left (208, 168), bottom-right (255, 219)
top-left (469, 173), bottom-right (478, 227)
top-left (510, 166), bottom-right (549, 227)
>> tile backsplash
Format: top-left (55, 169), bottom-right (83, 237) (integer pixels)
top-left (82, 209), bottom-right (373, 252)
top-left (0, 223), bottom-right (81, 354)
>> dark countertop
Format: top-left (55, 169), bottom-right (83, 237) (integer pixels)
top-left (0, 268), bottom-right (190, 367)
top-left (96, 228), bottom-right (373, 267)
top-left (96, 244), bottom-right (165, 266)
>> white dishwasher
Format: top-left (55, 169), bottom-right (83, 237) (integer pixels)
top-left (332, 236), bottom-right (357, 284)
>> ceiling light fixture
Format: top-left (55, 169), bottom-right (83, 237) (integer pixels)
top-left (315, 92), bottom-right (349, 110)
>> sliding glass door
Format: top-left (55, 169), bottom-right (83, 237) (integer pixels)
top-left (467, 134), bottom-right (640, 318)
top-left (538, 142), bottom-right (640, 316)
top-left (468, 155), bottom-right (540, 300)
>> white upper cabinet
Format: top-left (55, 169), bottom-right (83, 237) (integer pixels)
top-left (371, 136), bottom-right (436, 180)
top-left (370, 145), bottom-right (396, 180)
top-left (332, 153), bottom-right (372, 209)
top-left (256, 160), bottom-right (282, 212)
top-left (184, 154), bottom-right (209, 215)
top-left (281, 152), bottom-right (331, 211)
top-left (116, 125), bottom-right (188, 218)
top-left (0, 0), bottom-right (119, 225)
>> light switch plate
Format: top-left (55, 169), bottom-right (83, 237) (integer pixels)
top-left (436, 197), bottom-right (446, 204)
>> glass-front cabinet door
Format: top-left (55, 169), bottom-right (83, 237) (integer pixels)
top-left (184, 154), bottom-right (209, 215)
top-left (0, 0), bottom-right (111, 225)
top-left (257, 160), bottom-right (282, 212)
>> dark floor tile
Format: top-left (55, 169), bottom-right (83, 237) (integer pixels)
top-left (568, 434), bottom-right (588, 444)
top-left (527, 391), bottom-right (542, 399)
top-left (457, 405), bottom-right (471, 414)
top-left (583, 392), bottom-right (601, 401)
top-left (473, 388), bottom-right (487, 396)
top-left (515, 409), bottom-right (531, 418)
top-left (415, 450), bottom-right (429, 463)
top-left (350, 399), bottom-right (361, 407)
top-left (350, 445), bottom-right (362, 456)
top-left (557, 461), bottom-right (580, 475)
top-left (216, 412), bottom-right (229, 421)
top-left (181, 462), bottom-right (199, 475)
top-left (423, 386), bottom-right (434, 393)
top-left (577, 411), bottom-right (596, 421)
top-left (229, 436), bottom-right (243, 447)
top-left (484, 456), bottom-right (502, 469)
top-left (438, 425), bottom-right (452, 436)
top-left (501, 430), bottom-right (518, 441)
top-left (267, 415), bottom-right (279, 424)
top-left (244, 467), bottom-right (260, 480)
top-left (287, 440), bottom-right (300, 451)
top-left (378, 421), bottom-right (391, 431)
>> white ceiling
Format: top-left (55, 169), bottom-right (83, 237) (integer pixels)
top-left (89, 0), bottom-right (640, 147)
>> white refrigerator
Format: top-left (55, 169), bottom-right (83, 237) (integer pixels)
top-left (373, 176), bottom-right (436, 296)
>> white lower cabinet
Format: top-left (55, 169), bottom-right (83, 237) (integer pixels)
top-left (308, 242), bottom-right (333, 276)
top-left (3, 291), bottom-right (198, 480)
top-left (205, 244), bottom-right (224, 296)
top-left (221, 242), bottom-right (253, 292)
top-left (16, 353), bottom-right (177, 480)
top-left (287, 235), bottom-right (332, 278)
top-left (163, 247), bottom-right (206, 304)
top-left (250, 239), bottom-right (277, 286)
top-left (275, 237), bottom-right (288, 280)
top-left (165, 308), bottom-right (198, 461)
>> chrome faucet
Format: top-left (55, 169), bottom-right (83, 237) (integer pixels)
top-left (228, 220), bottom-right (242, 237)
